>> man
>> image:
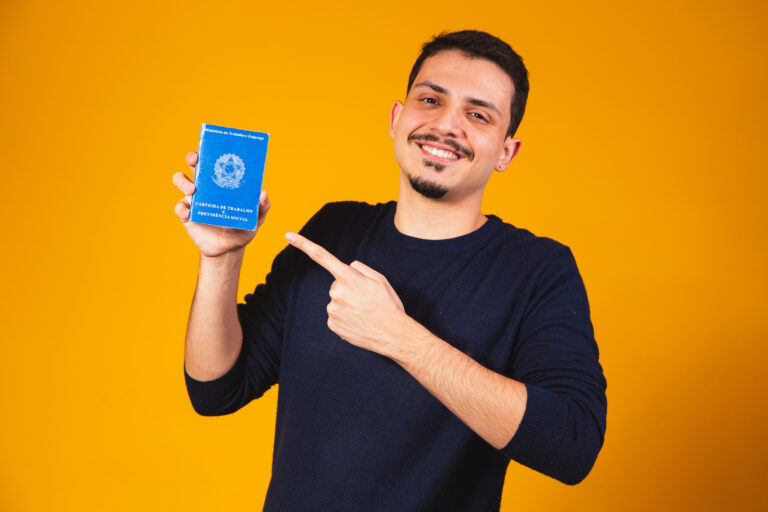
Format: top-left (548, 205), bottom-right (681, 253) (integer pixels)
top-left (173, 30), bottom-right (607, 511)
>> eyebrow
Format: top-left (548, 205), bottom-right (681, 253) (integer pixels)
top-left (413, 80), bottom-right (502, 117)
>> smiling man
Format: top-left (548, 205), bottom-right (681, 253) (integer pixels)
top-left (393, 50), bottom-right (520, 206)
top-left (174, 30), bottom-right (607, 511)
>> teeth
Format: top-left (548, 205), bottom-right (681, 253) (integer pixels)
top-left (421, 144), bottom-right (459, 159)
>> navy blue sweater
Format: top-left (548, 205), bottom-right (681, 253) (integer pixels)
top-left (185, 201), bottom-right (607, 511)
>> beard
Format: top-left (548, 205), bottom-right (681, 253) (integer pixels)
top-left (407, 173), bottom-right (448, 199)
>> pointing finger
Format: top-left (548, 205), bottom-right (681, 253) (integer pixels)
top-left (285, 232), bottom-right (354, 280)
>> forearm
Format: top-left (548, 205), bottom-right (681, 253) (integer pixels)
top-left (184, 248), bottom-right (245, 381)
top-left (387, 315), bottom-right (528, 450)
top-left (386, 314), bottom-right (605, 485)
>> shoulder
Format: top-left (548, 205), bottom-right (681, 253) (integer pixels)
top-left (313, 200), bottom-right (383, 220)
top-left (488, 220), bottom-right (590, 318)
top-left (492, 217), bottom-right (573, 264)
top-left (299, 200), bottom-right (393, 252)
top-left (305, 200), bottom-right (390, 230)
top-left (482, 218), bottom-right (584, 291)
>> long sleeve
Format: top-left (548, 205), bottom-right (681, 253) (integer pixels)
top-left (500, 246), bottom-right (608, 485)
top-left (183, 207), bottom-right (326, 416)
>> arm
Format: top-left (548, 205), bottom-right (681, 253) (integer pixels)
top-left (173, 152), bottom-right (270, 414)
top-left (184, 249), bottom-right (245, 382)
top-left (500, 247), bottom-right (607, 484)
top-left (385, 317), bottom-right (527, 451)
top-left (382, 311), bottom-right (604, 486)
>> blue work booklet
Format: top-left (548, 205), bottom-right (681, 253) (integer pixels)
top-left (189, 123), bottom-right (269, 230)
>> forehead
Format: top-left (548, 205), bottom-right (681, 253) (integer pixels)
top-left (411, 49), bottom-right (514, 114)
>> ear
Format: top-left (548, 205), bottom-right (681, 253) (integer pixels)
top-left (495, 137), bottom-right (521, 172)
top-left (389, 101), bottom-right (403, 139)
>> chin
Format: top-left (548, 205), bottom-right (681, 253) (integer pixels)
top-left (408, 174), bottom-right (449, 199)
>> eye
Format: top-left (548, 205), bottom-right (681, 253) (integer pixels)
top-left (469, 112), bottom-right (489, 122)
top-left (420, 97), bottom-right (438, 105)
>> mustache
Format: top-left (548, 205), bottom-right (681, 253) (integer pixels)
top-left (407, 133), bottom-right (474, 160)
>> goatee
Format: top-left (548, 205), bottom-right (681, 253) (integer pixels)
top-left (408, 175), bottom-right (448, 199)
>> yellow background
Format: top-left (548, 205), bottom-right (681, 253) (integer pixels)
top-left (1, 0), bottom-right (767, 510)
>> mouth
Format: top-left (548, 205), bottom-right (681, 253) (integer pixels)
top-left (416, 142), bottom-right (463, 163)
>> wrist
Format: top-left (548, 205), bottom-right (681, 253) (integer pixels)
top-left (386, 314), bottom-right (440, 368)
top-left (200, 246), bottom-right (245, 268)
top-left (198, 248), bottom-right (246, 286)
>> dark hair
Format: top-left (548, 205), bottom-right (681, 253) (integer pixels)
top-left (407, 30), bottom-right (529, 138)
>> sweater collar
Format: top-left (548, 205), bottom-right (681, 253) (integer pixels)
top-left (382, 201), bottom-right (502, 253)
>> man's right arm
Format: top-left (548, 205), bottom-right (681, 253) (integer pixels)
top-left (173, 151), bottom-right (271, 411)
top-left (184, 248), bottom-right (246, 381)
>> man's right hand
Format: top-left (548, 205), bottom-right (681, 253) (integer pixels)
top-left (173, 151), bottom-right (270, 258)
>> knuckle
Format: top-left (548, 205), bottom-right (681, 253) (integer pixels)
top-left (174, 172), bottom-right (193, 193)
top-left (174, 204), bottom-right (189, 222)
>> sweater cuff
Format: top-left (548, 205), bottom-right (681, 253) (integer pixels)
top-left (184, 347), bottom-right (246, 416)
top-left (500, 383), bottom-right (568, 470)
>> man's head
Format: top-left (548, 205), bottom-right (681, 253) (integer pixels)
top-left (390, 31), bottom-right (528, 201)
top-left (407, 30), bottom-right (529, 139)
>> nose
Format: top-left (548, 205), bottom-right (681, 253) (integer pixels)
top-left (431, 105), bottom-right (464, 138)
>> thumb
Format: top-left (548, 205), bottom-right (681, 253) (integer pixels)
top-left (349, 260), bottom-right (381, 280)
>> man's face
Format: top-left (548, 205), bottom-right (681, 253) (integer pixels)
top-left (390, 49), bottom-right (521, 201)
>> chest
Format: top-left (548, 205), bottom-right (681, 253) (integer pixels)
top-left (282, 240), bottom-right (533, 380)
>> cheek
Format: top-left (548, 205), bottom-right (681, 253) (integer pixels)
top-left (399, 109), bottom-right (432, 131)
top-left (478, 136), bottom-right (507, 162)
top-left (472, 140), bottom-right (498, 164)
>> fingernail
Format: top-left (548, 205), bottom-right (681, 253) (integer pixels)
top-left (285, 232), bottom-right (296, 244)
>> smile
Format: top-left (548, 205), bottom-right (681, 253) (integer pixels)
top-left (417, 143), bottom-right (461, 161)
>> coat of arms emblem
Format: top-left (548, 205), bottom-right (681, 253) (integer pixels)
top-left (212, 153), bottom-right (246, 189)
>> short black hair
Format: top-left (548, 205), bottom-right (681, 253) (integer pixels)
top-left (407, 30), bottom-right (529, 138)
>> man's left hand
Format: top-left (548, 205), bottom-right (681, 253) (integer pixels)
top-left (285, 231), bottom-right (411, 357)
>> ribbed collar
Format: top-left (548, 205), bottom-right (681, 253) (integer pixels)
top-left (380, 201), bottom-right (503, 254)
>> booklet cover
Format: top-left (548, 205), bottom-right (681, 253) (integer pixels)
top-left (189, 123), bottom-right (269, 230)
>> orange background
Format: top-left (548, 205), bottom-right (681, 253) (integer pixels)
top-left (1, 0), bottom-right (767, 510)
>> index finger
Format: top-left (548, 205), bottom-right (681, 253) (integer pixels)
top-left (285, 232), bottom-right (354, 280)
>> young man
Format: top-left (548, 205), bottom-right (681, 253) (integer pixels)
top-left (173, 30), bottom-right (607, 511)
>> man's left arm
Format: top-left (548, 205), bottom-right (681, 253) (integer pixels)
top-left (286, 232), bottom-right (606, 485)
top-left (385, 315), bottom-right (529, 448)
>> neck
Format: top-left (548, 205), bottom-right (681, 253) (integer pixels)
top-left (394, 173), bottom-right (487, 240)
